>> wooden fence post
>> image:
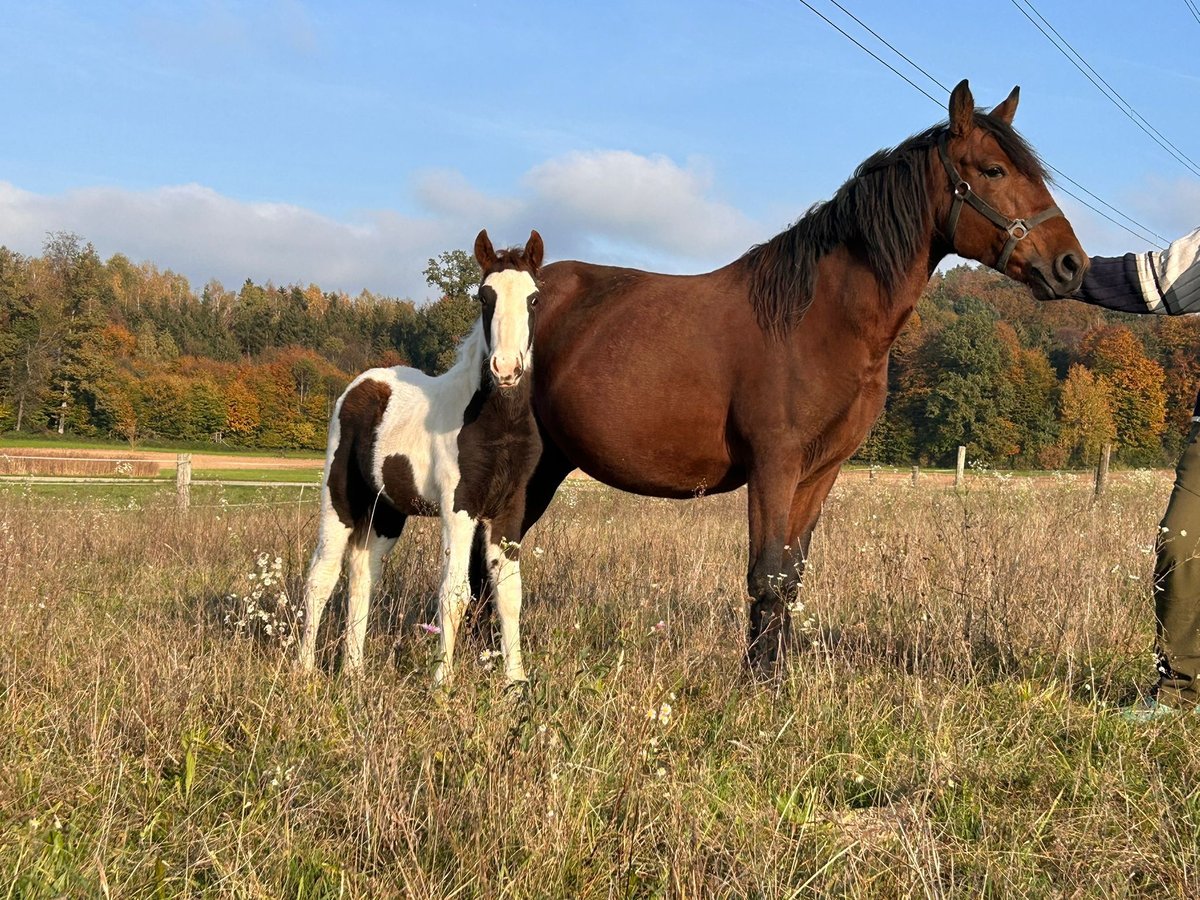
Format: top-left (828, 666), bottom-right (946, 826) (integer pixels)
top-left (911, 465), bottom-right (920, 486)
top-left (955, 446), bottom-right (966, 490)
top-left (176, 453), bottom-right (192, 510)
top-left (1094, 443), bottom-right (1111, 498)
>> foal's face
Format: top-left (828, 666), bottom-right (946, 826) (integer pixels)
top-left (479, 268), bottom-right (538, 389)
top-left (473, 228), bottom-right (544, 390)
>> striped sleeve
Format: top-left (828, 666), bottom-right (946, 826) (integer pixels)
top-left (1073, 226), bottom-right (1200, 315)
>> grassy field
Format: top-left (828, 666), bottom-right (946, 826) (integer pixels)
top-left (2, 471), bottom-right (1197, 897)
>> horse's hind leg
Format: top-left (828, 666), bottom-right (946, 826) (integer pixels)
top-left (344, 526), bottom-right (397, 673)
top-left (298, 508), bottom-right (352, 671)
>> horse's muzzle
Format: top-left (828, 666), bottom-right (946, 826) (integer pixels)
top-left (1030, 251), bottom-right (1087, 300)
top-left (491, 354), bottom-right (525, 389)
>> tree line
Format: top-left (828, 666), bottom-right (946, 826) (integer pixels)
top-left (2, 233), bottom-right (1197, 465)
top-left (0, 234), bottom-right (480, 449)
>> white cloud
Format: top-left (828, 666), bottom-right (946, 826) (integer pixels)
top-left (521, 150), bottom-right (762, 260)
top-left (0, 149), bottom-right (770, 300)
top-left (0, 180), bottom-right (454, 300)
top-left (6, 154), bottom-right (1180, 305)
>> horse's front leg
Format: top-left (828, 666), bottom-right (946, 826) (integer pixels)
top-left (745, 463), bottom-right (800, 679)
top-left (487, 507), bottom-right (529, 685)
top-left (745, 462), bottom-right (841, 678)
top-left (433, 510), bottom-right (477, 688)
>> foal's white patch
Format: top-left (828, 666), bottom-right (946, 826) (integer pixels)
top-left (484, 268), bottom-right (536, 383)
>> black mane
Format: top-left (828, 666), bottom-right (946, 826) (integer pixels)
top-left (738, 112), bottom-right (1048, 336)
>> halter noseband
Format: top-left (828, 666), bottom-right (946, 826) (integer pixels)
top-left (937, 133), bottom-right (1062, 274)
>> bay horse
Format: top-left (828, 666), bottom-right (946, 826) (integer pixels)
top-left (298, 229), bottom-right (544, 686)
top-left (510, 80), bottom-right (1088, 678)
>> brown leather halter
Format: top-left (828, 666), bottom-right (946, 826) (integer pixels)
top-left (937, 133), bottom-right (1063, 274)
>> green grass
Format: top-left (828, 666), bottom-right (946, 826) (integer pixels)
top-left (1, 472), bottom-right (1196, 896)
top-left (188, 468), bottom-right (323, 484)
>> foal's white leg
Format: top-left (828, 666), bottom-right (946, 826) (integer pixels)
top-left (487, 541), bottom-right (528, 684)
top-left (344, 531), bottom-right (395, 674)
top-left (433, 510), bottom-right (477, 688)
top-left (298, 510), bottom-right (352, 671)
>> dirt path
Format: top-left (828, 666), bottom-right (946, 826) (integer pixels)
top-left (0, 447), bottom-right (323, 471)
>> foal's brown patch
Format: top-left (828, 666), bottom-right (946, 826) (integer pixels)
top-left (382, 453), bottom-right (439, 516)
top-left (328, 378), bottom-right (407, 538)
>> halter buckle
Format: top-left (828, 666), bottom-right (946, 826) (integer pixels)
top-left (954, 181), bottom-right (971, 199)
top-left (1007, 220), bottom-right (1029, 240)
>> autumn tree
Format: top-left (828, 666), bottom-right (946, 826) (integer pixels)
top-left (1083, 325), bottom-right (1167, 465)
top-left (1056, 364), bottom-right (1116, 466)
top-left (406, 249), bottom-right (483, 373)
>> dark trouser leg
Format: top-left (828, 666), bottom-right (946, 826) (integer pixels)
top-left (1154, 421), bottom-right (1200, 709)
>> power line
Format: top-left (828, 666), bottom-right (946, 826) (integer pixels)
top-left (792, 0), bottom-right (1167, 248)
top-left (1184, 0), bottom-right (1200, 26)
top-left (1019, 0), bottom-right (1200, 175)
top-left (1010, 0), bottom-right (1200, 179)
top-left (792, 0), bottom-right (943, 106)
top-left (825, 0), bottom-right (950, 94)
top-left (1043, 166), bottom-right (1166, 247)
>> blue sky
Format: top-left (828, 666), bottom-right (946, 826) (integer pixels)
top-left (1, 0), bottom-right (1197, 300)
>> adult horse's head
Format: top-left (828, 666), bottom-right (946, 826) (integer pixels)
top-left (473, 228), bottom-right (544, 389)
top-left (937, 79), bottom-right (1086, 299)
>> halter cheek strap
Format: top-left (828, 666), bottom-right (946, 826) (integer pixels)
top-left (937, 134), bottom-right (1063, 274)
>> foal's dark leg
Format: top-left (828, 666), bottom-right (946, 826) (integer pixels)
top-left (467, 439), bottom-right (572, 639)
top-left (465, 523), bottom-right (495, 639)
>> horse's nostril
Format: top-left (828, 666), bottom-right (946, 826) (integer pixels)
top-left (1054, 251), bottom-right (1082, 283)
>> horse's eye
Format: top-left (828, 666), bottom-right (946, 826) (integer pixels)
top-left (528, 292), bottom-right (539, 307)
top-left (983, 165), bottom-right (1006, 180)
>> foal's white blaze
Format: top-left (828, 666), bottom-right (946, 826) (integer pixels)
top-left (485, 268), bottom-right (535, 387)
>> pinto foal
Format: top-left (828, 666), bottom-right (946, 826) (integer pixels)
top-left (297, 229), bottom-right (544, 686)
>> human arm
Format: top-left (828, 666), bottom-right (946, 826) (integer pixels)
top-left (1072, 226), bottom-right (1200, 315)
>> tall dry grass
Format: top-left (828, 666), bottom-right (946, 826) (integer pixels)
top-left (1, 471), bottom-right (1197, 897)
top-left (0, 448), bottom-right (159, 478)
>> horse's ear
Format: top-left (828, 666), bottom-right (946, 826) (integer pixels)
top-left (474, 229), bottom-right (497, 270)
top-left (949, 79), bottom-right (974, 138)
top-left (991, 86), bottom-right (1020, 125)
top-left (525, 229), bottom-right (544, 271)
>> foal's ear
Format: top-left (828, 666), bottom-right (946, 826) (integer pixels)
top-left (991, 86), bottom-right (1020, 125)
top-left (525, 229), bottom-right (544, 271)
top-left (474, 229), bottom-right (497, 270)
top-left (949, 79), bottom-right (974, 138)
